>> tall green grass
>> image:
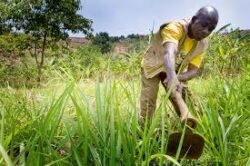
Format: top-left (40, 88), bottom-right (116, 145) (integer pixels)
top-left (0, 30), bottom-right (249, 166)
top-left (0, 72), bottom-right (249, 165)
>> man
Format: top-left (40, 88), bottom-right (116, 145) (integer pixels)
top-left (140, 6), bottom-right (219, 127)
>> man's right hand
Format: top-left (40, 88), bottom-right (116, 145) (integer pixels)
top-left (164, 76), bottom-right (183, 94)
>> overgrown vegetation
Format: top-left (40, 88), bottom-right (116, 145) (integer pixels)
top-left (205, 29), bottom-right (250, 77)
top-left (0, 6), bottom-right (250, 164)
top-left (0, 0), bottom-right (92, 83)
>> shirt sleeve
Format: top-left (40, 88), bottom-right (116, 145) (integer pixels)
top-left (160, 22), bottom-right (184, 45)
top-left (189, 52), bottom-right (205, 68)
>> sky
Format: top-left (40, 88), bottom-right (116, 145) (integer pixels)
top-left (73, 0), bottom-right (250, 37)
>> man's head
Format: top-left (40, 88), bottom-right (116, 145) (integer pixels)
top-left (188, 6), bottom-right (219, 40)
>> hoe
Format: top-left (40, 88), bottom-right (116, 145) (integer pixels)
top-left (166, 90), bottom-right (204, 159)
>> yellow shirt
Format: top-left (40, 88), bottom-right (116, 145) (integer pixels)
top-left (161, 21), bottom-right (204, 68)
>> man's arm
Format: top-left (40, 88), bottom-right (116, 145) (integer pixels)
top-left (163, 43), bottom-right (196, 125)
top-left (163, 42), bottom-right (180, 90)
top-left (178, 64), bottom-right (199, 82)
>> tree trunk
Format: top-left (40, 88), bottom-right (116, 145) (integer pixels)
top-left (37, 31), bottom-right (47, 84)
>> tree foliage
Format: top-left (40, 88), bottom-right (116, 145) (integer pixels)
top-left (92, 32), bottom-right (112, 54)
top-left (9, 0), bottom-right (92, 39)
top-left (91, 32), bottom-right (127, 54)
top-left (0, 1), bottom-right (11, 34)
top-left (5, 0), bottom-right (92, 82)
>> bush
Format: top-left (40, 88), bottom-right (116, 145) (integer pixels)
top-left (204, 30), bottom-right (250, 77)
top-left (0, 33), bottom-right (30, 57)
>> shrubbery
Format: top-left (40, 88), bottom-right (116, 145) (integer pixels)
top-left (205, 30), bottom-right (250, 77)
top-left (0, 30), bottom-right (249, 88)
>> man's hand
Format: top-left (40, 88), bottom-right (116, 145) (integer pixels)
top-left (178, 64), bottom-right (199, 82)
top-left (164, 76), bottom-right (183, 94)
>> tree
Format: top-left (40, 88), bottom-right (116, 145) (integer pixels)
top-left (127, 34), bottom-right (141, 40)
top-left (8, 0), bottom-right (92, 83)
top-left (0, 1), bottom-right (10, 34)
top-left (92, 32), bottom-right (112, 54)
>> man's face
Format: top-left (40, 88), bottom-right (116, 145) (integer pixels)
top-left (190, 16), bottom-right (217, 40)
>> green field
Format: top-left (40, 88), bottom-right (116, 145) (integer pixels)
top-left (0, 31), bottom-right (250, 166)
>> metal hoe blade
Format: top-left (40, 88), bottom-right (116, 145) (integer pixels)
top-left (166, 132), bottom-right (205, 159)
